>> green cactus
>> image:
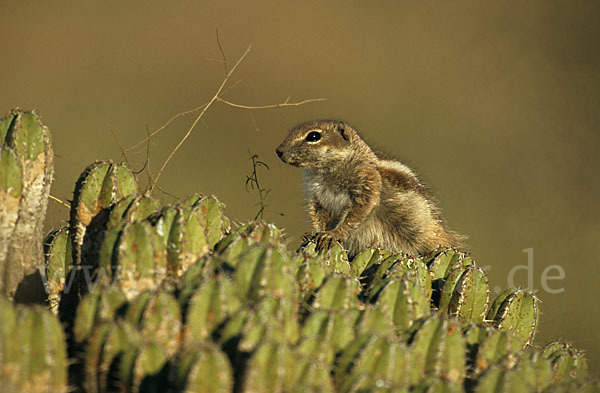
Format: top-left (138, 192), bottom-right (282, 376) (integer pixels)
top-left (0, 296), bottom-right (20, 392)
top-left (0, 109), bottom-right (53, 301)
top-left (70, 160), bottom-right (138, 271)
top-left (0, 147), bottom-right (23, 290)
top-left (516, 352), bottom-right (553, 391)
top-left (438, 266), bottom-right (489, 324)
top-left (475, 366), bottom-right (532, 393)
top-left (295, 254), bottom-right (328, 293)
top-left (242, 341), bottom-right (292, 393)
top-left (233, 244), bottom-right (297, 302)
top-left (336, 334), bottom-right (411, 392)
top-left (175, 343), bottom-right (233, 393)
top-left (369, 275), bottom-right (430, 330)
top-left (300, 308), bottom-right (358, 361)
top-left (487, 289), bottom-right (539, 347)
top-left (542, 341), bottom-right (589, 383)
top-left (183, 274), bottom-right (242, 343)
top-left (473, 352), bottom-right (554, 393)
top-left (425, 247), bottom-right (474, 281)
top-left (73, 288), bottom-right (128, 343)
top-left (353, 305), bottom-right (397, 338)
top-left (113, 221), bottom-right (168, 297)
top-left (465, 327), bottom-right (524, 376)
top-left (311, 274), bottom-right (361, 311)
top-left (125, 291), bottom-right (182, 358)
top-left (84, 321), bottom-right (142, 393)
top-left (410, 317), bottom-right (466, 385)
top-left (350, 248), bottom-right (383, 277)
top-left (372, 255), bottom-right (432, 300)
top-left (176, 254), bottom-right (230, 311)
top-left (235, 296), bottom-right (300, 351)
top-left (413, 377), bottom-right (465, 393)
top-left (42, 226), bottom-right (74, 312)
top-left (147, 195), bottom-right (229, 278)
top-left (109, 194), bottom-right (161, 226)
top-left (0, 298), bottom-right (68, 393)
top-left (299, 239), bottom-right (352, 275)
top-left (216, 221), bottom-right (284, 264)
top-left (120, 341), bottom-right (168, 393)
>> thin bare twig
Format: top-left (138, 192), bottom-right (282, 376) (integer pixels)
top-left (49, 194), bottom-right (70, 209)
top-left (109, 128), bottom-right (141, 189)
top-left (216, 27), bottom-right (228, 76)
top-left (124, 79), bottom-right (245, 154)
top-left (109, 128), bottom-right (132, 170)
top-left (143, 124), bottom-right (154, 189)
top-left (216, 96), bottom-right (326, 110)
top-left (125, 103), bottom-right (209, 153)
top-left (150, 45), bottom-right (253, 191)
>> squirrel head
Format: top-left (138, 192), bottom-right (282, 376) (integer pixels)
top-left (275, 120), bottom-right (356, 169)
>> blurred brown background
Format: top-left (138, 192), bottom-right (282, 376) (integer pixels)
top-left (2, 1), bottom-right (598, 373)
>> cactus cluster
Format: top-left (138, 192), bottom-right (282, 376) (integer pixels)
top-left (0, 108), bottom-right (597, 392)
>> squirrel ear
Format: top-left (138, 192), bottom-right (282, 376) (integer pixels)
top-left (336, 121), bottom-right (349, 141)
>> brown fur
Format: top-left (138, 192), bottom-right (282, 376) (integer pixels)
top-left (276, 119), bottom-right (462, 258)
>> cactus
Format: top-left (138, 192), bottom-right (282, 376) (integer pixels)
top-left (425, 247), bottom-right (474, 281)
top-left (465, 327), bottom-right (524, 376)
top-left (99, 220), bottom-right (168, 298)
top-left (235, 296), bottom-right (300, 351)
top-left (475, 366), bottom-right (532, 393)
top-left (300, 309), bottom-right (358, 361)
top-left (369, 275), bottom-right (430, 330)
top-left (295, 254), bottom-right (328, 293)
top-left (42, 226), bottom-right (76, 312)
top-left (414, 378), bottom-right (465, 393)
top-left (183, 274), bottom-right (242, 343)
top-left (232, 244), bottom-right (297, 302)
top-left (487, 289), bottom-right (539, 347)
top-left (372, 255), bottom-right (432, 300)
top-left (69, 160), bottom-right (138, 270)
top-left (149, 194), bottom-right (229, 276)
top-left (0, 298), bottom-right (68, 393)
top-left (125, 291), bottom-right (182, 358)
top-left (542, 341), bottom-right (589, 383)
top-left (438, 266), bottom-right (489, 324)
top-left (299, 239), bottom-right (352, 275)
top-left (410, 317), bottom-right (466, 385)
top-left (0, 109), bottom-right (53, 301)
top-left (73, 288), bottom-right (128, 342)
top-left (242, 341), bottom-right (294, 392)
top-left (84, 321), bottom-right (143, 393)
top-left (336, 334), bottom-right (411, 392)
top-left (175, 343), bottom-right (233, 393)
top-left (473, 352), bottom-right (554, 393)
top-left (0, 147), bottom-right (23, 290)
top-left (311, 274), bottom-right (361, 312)
top-left (120, 341), bottom-right (168, 393)
top-left (350, 248), bottom-right (382, 277)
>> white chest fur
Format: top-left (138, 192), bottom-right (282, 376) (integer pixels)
top-left (304, 171), bottom-right (350, 221)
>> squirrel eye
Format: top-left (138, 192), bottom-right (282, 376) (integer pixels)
top-left (305, 131), bottom-right (322, 142)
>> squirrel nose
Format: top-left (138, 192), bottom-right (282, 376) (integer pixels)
top-left (276, 148), bottom-right (283, 158)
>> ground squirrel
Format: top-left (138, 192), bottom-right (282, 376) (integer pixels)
top-left (275, 119), bottom-right (462, 258)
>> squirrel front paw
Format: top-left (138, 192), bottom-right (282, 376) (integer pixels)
top-left (301, 232), bottom-right (314, 243)
top-left (314, 231), bottom-right (338, 252)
